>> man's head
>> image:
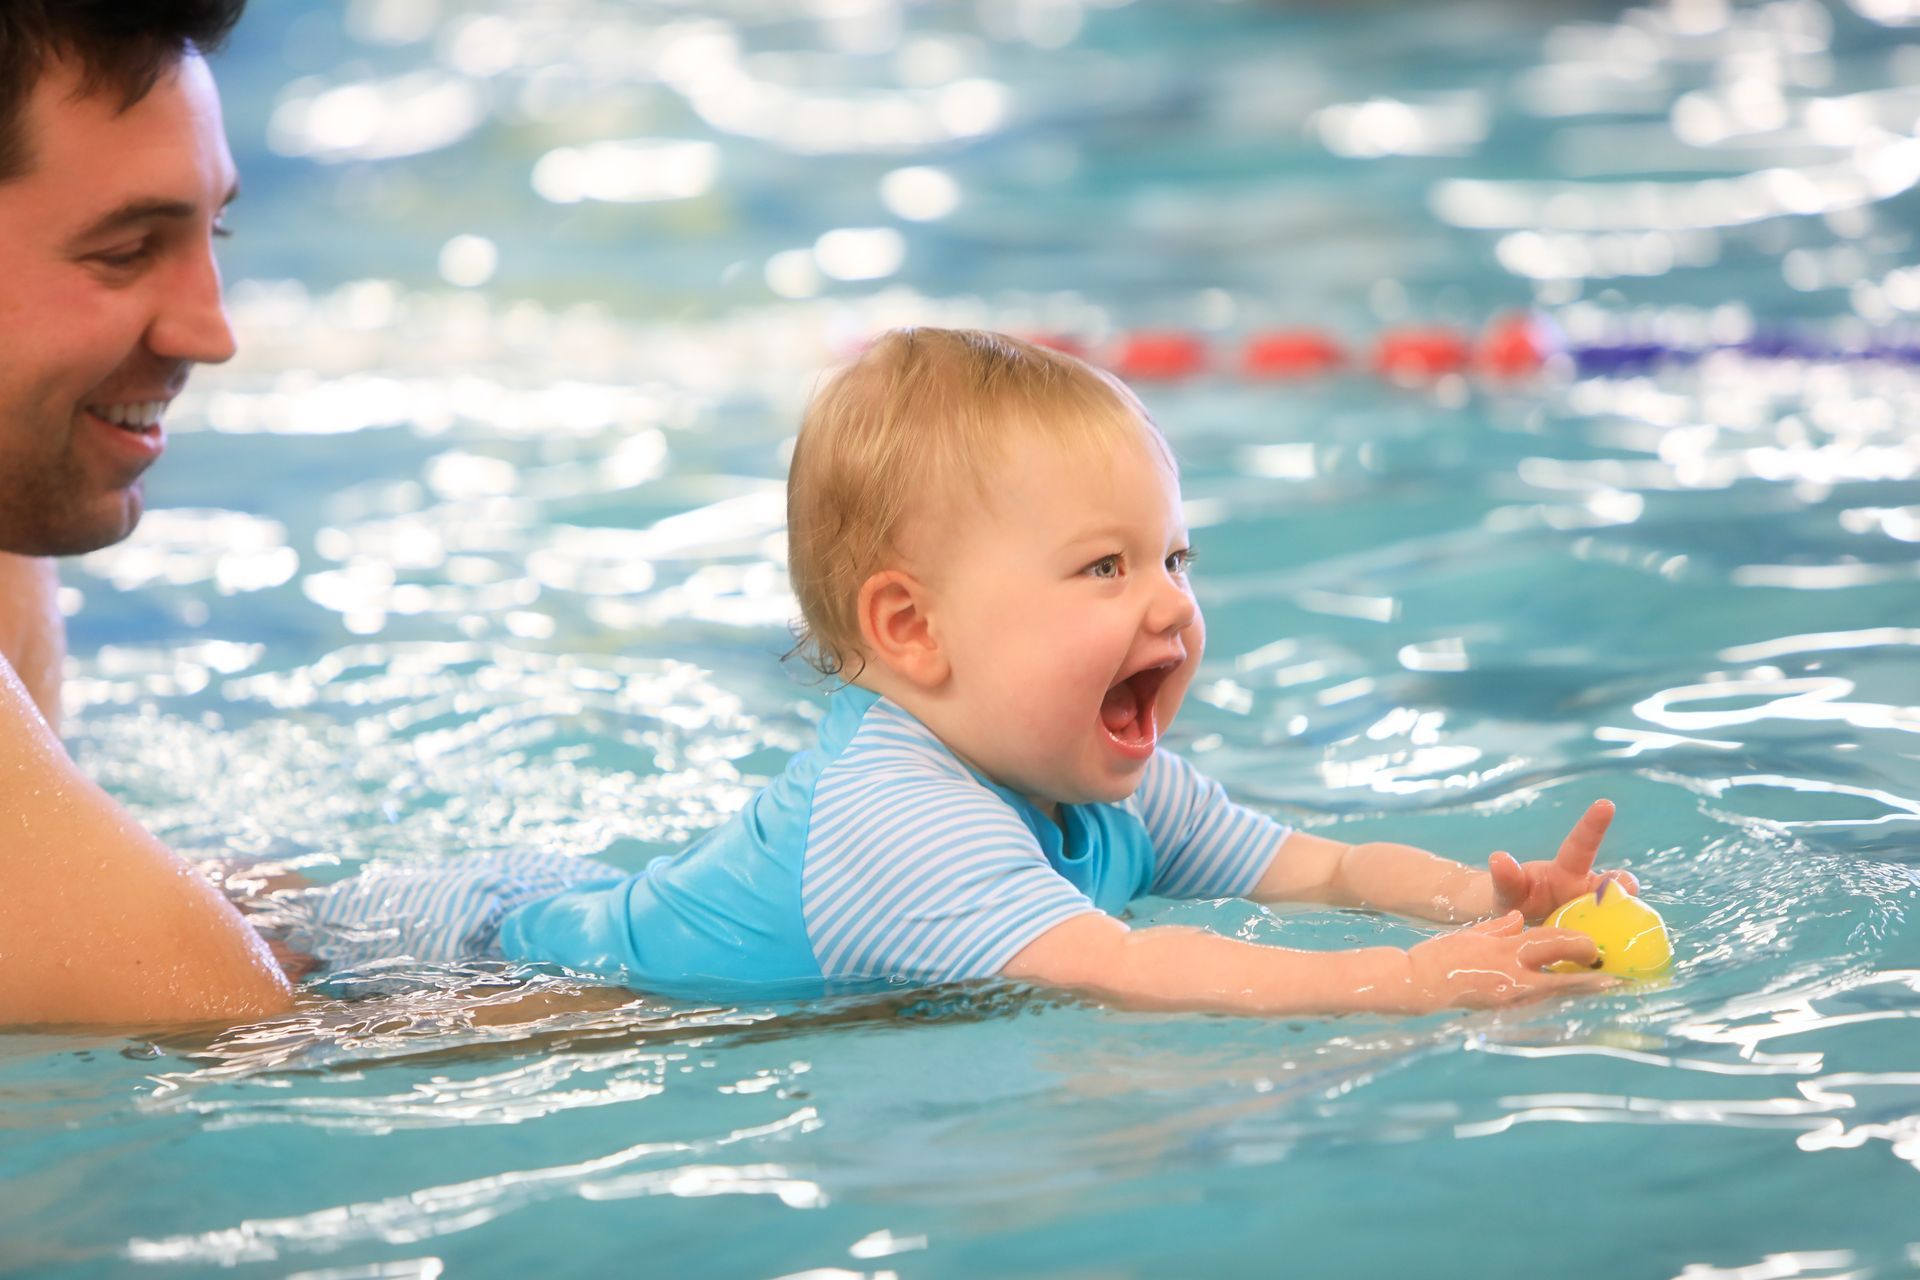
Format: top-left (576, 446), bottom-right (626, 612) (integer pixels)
top-left (787, 327), bottom-right (1203, 812)
top-left (0, 1), bottom-right (246, 556)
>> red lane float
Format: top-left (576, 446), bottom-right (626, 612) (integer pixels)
top-left (1010, 312), bottom-right (1910, 386)
top-left (1241, 330), bottom-right (1347, 379)
top-left (1372, 327), bottom-right (1473, 380)
top-left (1085, 321), bottom-right (1547, 384)
top-left (1111, 331), bottom-right (1210, 381)
top-left (1476, 312), bottom-right (1550, 378)
top-left (1025, 318), bottom-right (1547, 384)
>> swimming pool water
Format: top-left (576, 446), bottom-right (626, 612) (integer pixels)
top-left (5, 1), bottom-right (1920, 1276)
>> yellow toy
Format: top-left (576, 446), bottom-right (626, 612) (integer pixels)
top-left (1546, 880), bottom-right (1673, 978)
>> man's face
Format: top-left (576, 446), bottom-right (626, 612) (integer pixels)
top-left (0, 53), bottom-right (238, 556)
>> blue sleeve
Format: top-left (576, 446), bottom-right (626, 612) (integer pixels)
top-left (802, 769), bottom-right (1099, 983)
top-left (1133, 750), bottom-right (1290, 900)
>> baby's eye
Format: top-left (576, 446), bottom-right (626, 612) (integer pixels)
top-left (1166, 547), bottom-right (1196, 575)
top-left (1085, 554), bottom-right (1123, 580)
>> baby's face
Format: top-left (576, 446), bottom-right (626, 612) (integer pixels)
top-left (916, 420), bottom-right (1202, 813)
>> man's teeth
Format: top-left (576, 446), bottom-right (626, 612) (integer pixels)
top-left (93, 401), bottom-right (167, 428)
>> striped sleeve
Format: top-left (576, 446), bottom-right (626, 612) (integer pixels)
top-left (1133, 750), bottom-right (1290, 900)
top-left (288, 850), bottom-right (623, 971)
top-left (801, 717), bottom-right (1098, 984)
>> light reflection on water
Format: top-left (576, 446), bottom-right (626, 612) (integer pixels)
top-left (7, 0), bottom-right (1920, 1276)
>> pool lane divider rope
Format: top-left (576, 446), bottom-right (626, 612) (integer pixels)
top-left (1023, 314), bottom-right (1920, 383)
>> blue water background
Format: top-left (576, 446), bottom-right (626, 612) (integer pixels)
top-left (4, 1), bottom-right (1920, 1276)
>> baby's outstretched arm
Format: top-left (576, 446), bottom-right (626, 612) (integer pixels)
top-left (1002, 909), bottom-right (1611, 1016)
top-left (1251, 799), bottom-right (1639, 925)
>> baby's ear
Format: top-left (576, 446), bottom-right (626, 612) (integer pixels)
top-left (856, 570), bottom-right (949, 688)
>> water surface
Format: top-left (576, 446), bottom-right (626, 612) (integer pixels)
top-left (6, 1), bottom-right (1920, 1276)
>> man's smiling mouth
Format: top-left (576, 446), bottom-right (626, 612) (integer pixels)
top-left (87, 399), bottom-right (169, 432)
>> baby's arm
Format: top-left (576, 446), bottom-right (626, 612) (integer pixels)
top-left (1002, 909), bottom-right (1610, 1016)
top-left (1251, 799), bottom-right (1639, 925)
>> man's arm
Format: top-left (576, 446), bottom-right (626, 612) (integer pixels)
top-left (0, 658), bottom-right (294, 1027)
top-left (0, 552), bottom-right (65, 731)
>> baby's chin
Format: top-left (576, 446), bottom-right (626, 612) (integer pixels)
top-left (1038, 765), bottom-right (1152, 811)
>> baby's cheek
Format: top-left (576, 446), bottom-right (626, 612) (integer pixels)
top-left (1062, 639), bottom-right (1115, 682)
top-left (1183, 608), bottom-right (1207, 660)
top-left (1165, 617), bottom-right (1206, 703)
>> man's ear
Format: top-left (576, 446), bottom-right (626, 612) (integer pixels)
top-left (855, 570), bottom-right (949, 688)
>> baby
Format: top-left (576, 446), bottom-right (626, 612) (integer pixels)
top-left (296, 327), bottom-right (1635, 1014)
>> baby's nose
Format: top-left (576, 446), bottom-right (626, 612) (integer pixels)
top-left (1150, 579), bottom-right (1198, 635)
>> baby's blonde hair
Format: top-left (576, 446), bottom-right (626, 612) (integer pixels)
top-left (787, 327), bottom-right (1166, 680)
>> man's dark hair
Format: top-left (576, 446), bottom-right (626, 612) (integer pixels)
top-left (0, 0), bottom-right (246, 182)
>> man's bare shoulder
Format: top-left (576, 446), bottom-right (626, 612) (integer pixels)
top-left (0, 652), bottom-right (295, 1027)
top-left (0, 552), bottom-right (66, 731)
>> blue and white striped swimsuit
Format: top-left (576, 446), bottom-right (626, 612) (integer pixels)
top-left (295, 686), bottom-right (1290, 998)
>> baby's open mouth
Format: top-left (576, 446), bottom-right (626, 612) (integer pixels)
top-left (1100, 663), bottom-right (1173, 750)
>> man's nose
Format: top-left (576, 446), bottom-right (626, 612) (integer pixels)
top-left (147, 241), bottom-right (237, 366)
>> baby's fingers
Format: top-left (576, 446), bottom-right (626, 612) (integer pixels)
top-left (1517, 926), bottom-right (1600, 972)
top-left (1553, 798), bottom-right (1615, 877)
top-left (1602, 868), bottom-right (1642, 896)
top-left (1476, 965), bottom-right (1617, 1008)
top-left (1467, 910), bottom-right (1526, 938)
top-left (1526, 967), bottom-right (1620, 999)
top-left (1487, 851), bottom-right (1527, 904)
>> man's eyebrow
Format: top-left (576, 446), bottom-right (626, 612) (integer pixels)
top-left (72, 184), bottom-right (241, 242)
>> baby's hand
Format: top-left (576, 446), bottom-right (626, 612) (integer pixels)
top-left (1405, 912), bottom-right (1613, 1011)
top-left (1487, 798), bottom-right (1641, 923)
